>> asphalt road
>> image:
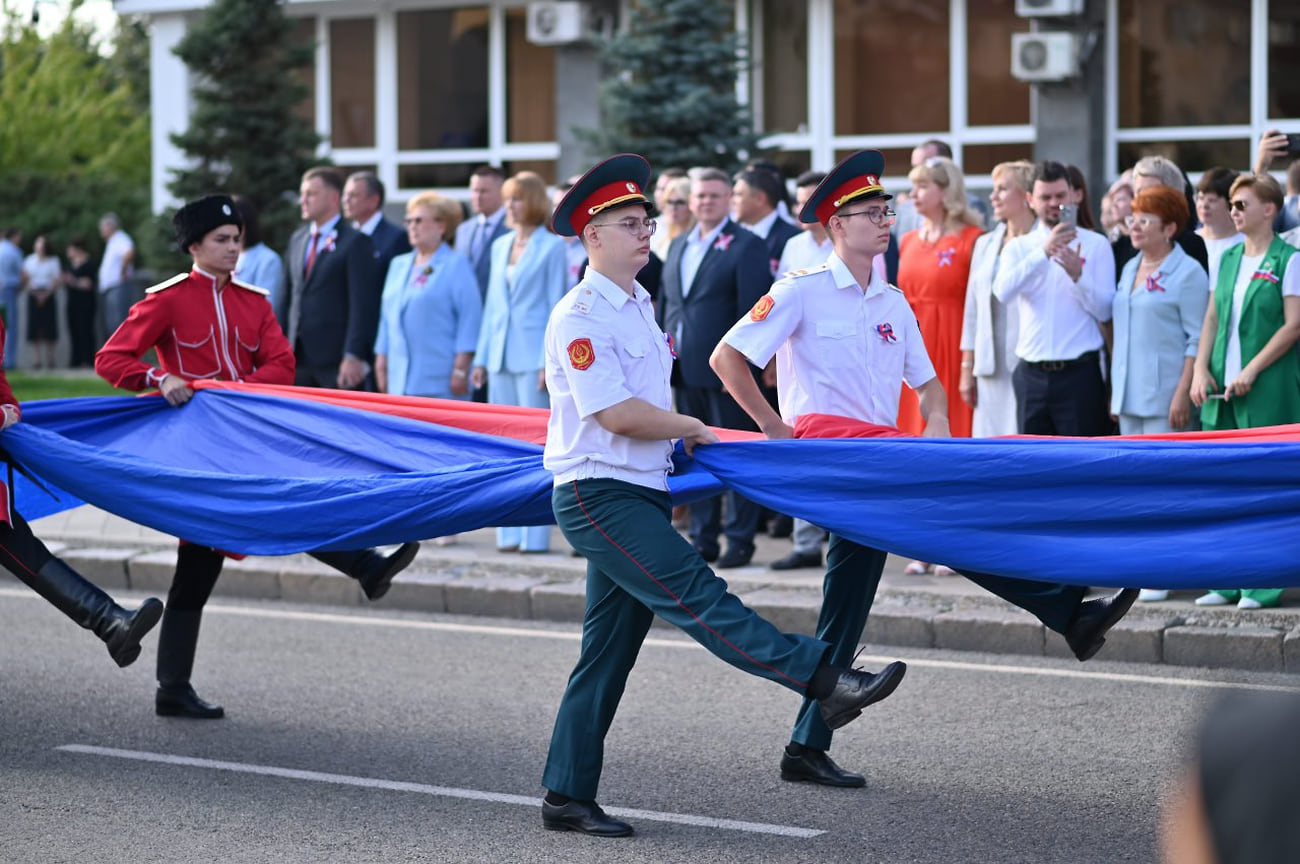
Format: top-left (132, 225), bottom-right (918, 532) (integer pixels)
top-left (2, 586), bottom-right (1293, 864)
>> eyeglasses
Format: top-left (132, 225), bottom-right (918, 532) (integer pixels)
top-left (591, 217), bottom-right (657, 236)
top-left (404, 216), bottom-right (436, 226)
top-left (665, 199), bottom-right (688, 207)
top-left (837, 207), bottom-right (896, 226)
top-left (1229, 199), bottom-right (1250, 212)
top-left (1123, 214), bottom-right (1161, 229)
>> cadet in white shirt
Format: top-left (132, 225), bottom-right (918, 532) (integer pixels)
top-left (537, 154), bottom-right (906, 840)
top-left (712, 150), bottom-right (1139, 790)
top-left (993, 161), bottom-right (1117, 436)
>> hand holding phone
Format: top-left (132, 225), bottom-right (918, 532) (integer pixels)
top-left (1058, 203), bottom-right (1078, 228)
top-left (1288, 133), bottom-right (1300, 155)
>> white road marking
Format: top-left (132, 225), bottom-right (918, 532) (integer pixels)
top-left (4, 586), bottom-right (1294, 693)
top-left (54, 744), bottom-right (824, 839)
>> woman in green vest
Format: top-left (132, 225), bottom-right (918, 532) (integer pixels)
top-left (1190, 173), bottom-right (1300, 609)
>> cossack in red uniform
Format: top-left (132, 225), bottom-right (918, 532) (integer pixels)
top-left (95, 267), bottom-right (295, 390)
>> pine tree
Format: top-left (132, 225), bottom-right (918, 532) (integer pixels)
top-left (585, 0), bottom-right (756, 172)
top-left (168, 0), bottom-right (319, 253)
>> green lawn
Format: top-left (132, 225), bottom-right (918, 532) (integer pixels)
top-left (7, 371), bottom-right (123, 401)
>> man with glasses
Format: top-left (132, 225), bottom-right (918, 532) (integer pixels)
top-left (538, 154), bottom-right (907, 838)
top-left (712, 151), bottom-right (1138, 788)
top-left (658, 166), bottom-right (773, 568)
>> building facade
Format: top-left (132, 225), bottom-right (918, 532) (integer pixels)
top-left (118, 0), bottom-right (1300, 212)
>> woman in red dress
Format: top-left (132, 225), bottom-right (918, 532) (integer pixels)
top-left (895, 157), bottom-right (985, 574)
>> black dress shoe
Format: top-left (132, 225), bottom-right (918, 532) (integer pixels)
top-left (1064, 588), bottom-right (1139, 661)
top-left (541, 799), bottom-right (634, 837)
top-left (716, 545), bottom-right (755, 569)
top-left (768, 514), bottom-right (793, 539)
top-left (780, 747), bottom-right (865, 787)
top-left (360, 542), bottom-right (420, 602)
top-left (770, 549), bottom-right (823, 571)
top-left (818, 661), bottom-right (907, 730)
top-left (156, 684), bottom-right (225, 719)
top-left (694, 543), bottom-right (720, 564)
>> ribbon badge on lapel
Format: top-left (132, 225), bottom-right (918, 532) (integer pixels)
top-left (665, 332), bottom-right (678, 358)
top-left (1144, 272), bottom-right (1166, 292)
top-left (876, 322), bottom-right (898, 343)
top-left (937, 248), bottom-right (955, 267)
top-left (713, 233), bottom-right (734, 252)
top-left (1252, 265), bottom-right (1280, 284)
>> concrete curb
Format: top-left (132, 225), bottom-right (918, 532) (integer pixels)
top-left (9, 536), bottom-right (1300, 673)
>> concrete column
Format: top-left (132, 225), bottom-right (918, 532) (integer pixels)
top-left (1030, 4), bottom-right (1107, 199)
top-left (553, 42), bottom-right (601, 181)
top-left (147, 13), bottom-right (193, 214)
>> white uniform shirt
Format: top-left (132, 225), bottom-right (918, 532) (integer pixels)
top-left (543, 268), bottom-right (676, 490)
top-left (99, 229), bottom-right (135, 292)
top-left (992, 223), bottom-right (1116, 362)
top-left (721, 252), bottom-right (936, 426)
top-left (776, 230), bottom-right (833, 276)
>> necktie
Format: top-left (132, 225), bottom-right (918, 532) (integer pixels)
top-left (470, 218), bottom-right (486, 264)
top-left (305, 230), bottom-right (320, 277)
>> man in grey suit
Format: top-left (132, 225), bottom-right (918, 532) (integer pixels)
top-left (344, 171), bottom-right (411, 283)
top-left (454, 165), bottom-right (510, 297)
top-left (658, 166), bottom-right (773, 569)
top-left (280, 166), bottom-right (380, 390)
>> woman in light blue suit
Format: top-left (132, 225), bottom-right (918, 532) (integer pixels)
top-left (374, 192), bottom-right (482, 400)
top-left (472, 171), bottom-right (567, 553)
top-left (1110, 186), bottom-right (1208, 436)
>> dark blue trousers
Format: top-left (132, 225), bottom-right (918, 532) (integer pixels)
top-left (542, 478), bottom-right (829, 800)
top-left (790, 535), bottom-right (1087, 752)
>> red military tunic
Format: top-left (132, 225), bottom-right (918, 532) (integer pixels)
top-left (96, 267), bottom-right (295, 389)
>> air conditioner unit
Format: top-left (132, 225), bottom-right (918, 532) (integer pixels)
top-left (1015, 0), bottom-right (1085, 15)
top-left (1011, 32), bottom-right (1079, 82)
top-left (526, 1), bottom-right (590, 46)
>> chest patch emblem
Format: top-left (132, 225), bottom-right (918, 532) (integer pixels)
top-left (567, 338), bottom-right (595, 370)
top-left (749, 295), bottom-right (775, 322)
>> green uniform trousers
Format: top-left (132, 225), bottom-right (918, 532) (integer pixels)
top-left (789, 534), bottom-right (1088, 752)
top-left (542, 478), bottom-right (830, 801)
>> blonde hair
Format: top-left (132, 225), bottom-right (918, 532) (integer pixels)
top-left (991, 160), bottom-right (1035, 195)
top-left (502, 171), bottom-right (551, 229)
top-left (407, 192), bottom-right (462, 238)
top-left (908, 156), bottom-right (983, 228)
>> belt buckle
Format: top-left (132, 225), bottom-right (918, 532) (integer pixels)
top-left (1042, 360), bottom-right (1067, 373)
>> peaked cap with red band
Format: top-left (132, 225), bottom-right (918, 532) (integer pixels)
top-left (552, 153), bottom-right (654, 237)
top-left (799, 149), bottom-right (892, 226)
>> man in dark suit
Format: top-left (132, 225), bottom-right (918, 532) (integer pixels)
top-left (344, 171), bottom-right (411, 281)
top-left (280, 166), bottom-right (380, 390)
top-left (453, 165), bottom-right (510, 298)
top-left (733, 167), bottom-right (801, 278)
top-left (658, 166), bottom-right (773, 568)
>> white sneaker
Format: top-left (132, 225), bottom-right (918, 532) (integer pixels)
top-left (1139, 589), bottom-right (1169, 602)
top-left (1195, 592), bottom-right (1230, 606)
top-left (1237, 597), bottom-right (1263, 610)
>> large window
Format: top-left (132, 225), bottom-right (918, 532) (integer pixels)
top-left (1269, 2), bottom-right (1300, 120)
top-left (834, 0), bottom-right (949, 135)
top-left (1117, 0), bottom-right (1250, 128)
top-left (329, 18), bottom-right (375, 148)
top-left (760, 0), bottom-right (808, 133)
top-left (505, 8), bottom-right (557, 143)
top-left (966, 0), bottom-right (1030, 127)
top-left (397, 8), bottom-right (490, 150)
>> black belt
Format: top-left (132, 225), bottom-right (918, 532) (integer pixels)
top-left (1024, 350), bottom-right (1099, 373)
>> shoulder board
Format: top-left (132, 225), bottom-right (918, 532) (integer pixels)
top-left (144, 272), bottom-right (189, 294)
top-left (568, 285), bottom-right (597, 316)
top-left (784, 263), bottom-right (831, 280)
top-left (230, 278), bottom-right (269, 297)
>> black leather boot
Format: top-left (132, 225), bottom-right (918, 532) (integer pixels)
top-left (23, 558), bottom-right (163, 668)
top-left (155, 608), bottom-right (224, 719)
top-left (309, 542), bottom-right (420, 601)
